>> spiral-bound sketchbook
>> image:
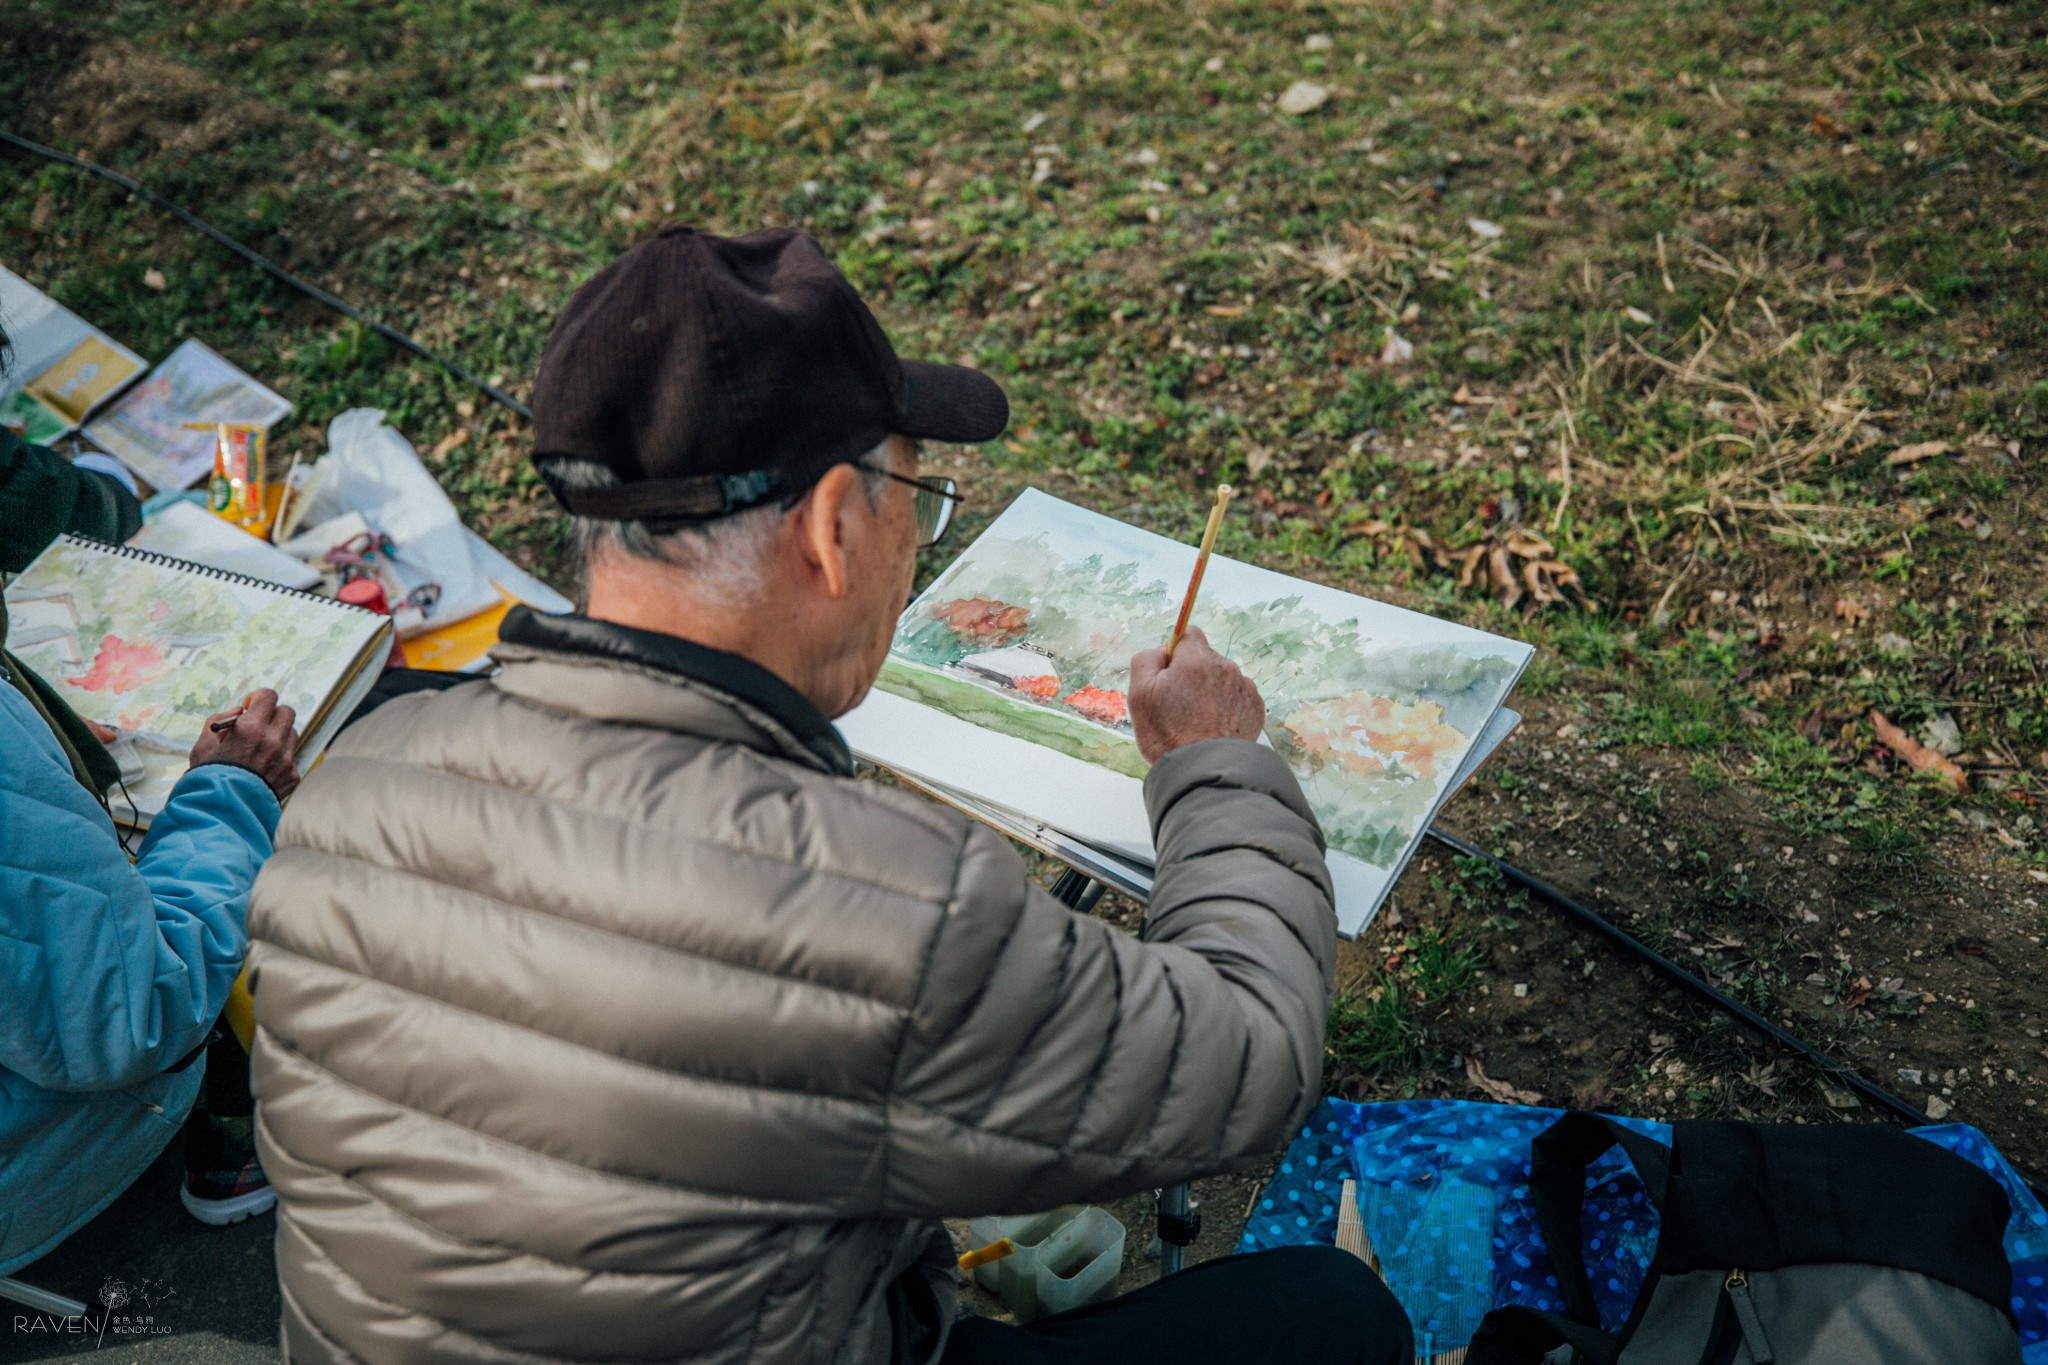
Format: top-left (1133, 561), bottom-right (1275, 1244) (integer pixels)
top-left (838, 489), bottom-right (1533, 937)
top-left (4, 535), bottom-right (391, 827)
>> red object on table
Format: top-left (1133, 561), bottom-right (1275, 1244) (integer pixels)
top-left (335, 578), bottom-right (407, 668)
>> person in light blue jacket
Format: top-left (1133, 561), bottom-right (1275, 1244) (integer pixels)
top-left (0, 671), bottom-right (300, 1276)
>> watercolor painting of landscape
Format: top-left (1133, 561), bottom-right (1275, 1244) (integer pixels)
top-left (4, 537), bottom-right (388, 823)
top-left (851, 489), bottom-right (1532, 927)
top-left (83, 339), bottom-right (291, 492)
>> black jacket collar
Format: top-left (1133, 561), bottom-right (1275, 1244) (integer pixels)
top-left (496, 607), bottom-right (852, 775)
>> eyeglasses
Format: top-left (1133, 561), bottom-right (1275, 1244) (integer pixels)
top-left (874, 469), bottom-right (963, 547)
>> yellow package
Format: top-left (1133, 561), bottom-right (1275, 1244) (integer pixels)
top-left (195, 422), bottom-right (268, 529)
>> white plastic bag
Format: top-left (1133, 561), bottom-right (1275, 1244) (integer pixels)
top-left (296, 409), bottom-right (503, 629)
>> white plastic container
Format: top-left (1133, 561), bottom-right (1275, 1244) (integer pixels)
top-left (966, 1207), bottom-right (1082, 1316)
top-left (1032, 1205), bottom-right (1126, 1318)
top-left (965, 1205), bottom-right (1127, 1320)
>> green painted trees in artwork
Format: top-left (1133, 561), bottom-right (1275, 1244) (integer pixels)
top-left (891, 531), bottom-right (1521, 867)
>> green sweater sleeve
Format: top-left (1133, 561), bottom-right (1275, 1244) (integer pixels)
top-left (0, 426), bottom-right (143, 574)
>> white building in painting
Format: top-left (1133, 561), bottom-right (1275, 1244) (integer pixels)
top-left (949, 644), bottom-right (1060, 692)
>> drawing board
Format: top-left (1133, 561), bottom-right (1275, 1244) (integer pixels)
top-left (838, 488), bottom-right (1534, 934)
top-left (4, 537), bottom-right (389, 825)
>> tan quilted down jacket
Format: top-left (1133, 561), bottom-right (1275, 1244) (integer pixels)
top-left (247, 609), bottom-right (1337, 1365)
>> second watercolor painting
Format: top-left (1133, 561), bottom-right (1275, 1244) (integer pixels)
top-left (846, 488), bottom-right (1533, 930)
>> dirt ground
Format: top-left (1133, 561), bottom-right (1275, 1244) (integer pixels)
top-left (956, 675), bottom-right (2048, 1301)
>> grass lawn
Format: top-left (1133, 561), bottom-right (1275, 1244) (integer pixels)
top-left (4, 0), bottom-right (2045, 1197)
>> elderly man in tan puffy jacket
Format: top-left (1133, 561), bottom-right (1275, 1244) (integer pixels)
top-left (247, 227), bottom-right (1412, 1365)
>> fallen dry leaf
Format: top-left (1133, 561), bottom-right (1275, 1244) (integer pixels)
top-left (1834, 597), bottom-right (1871, 625)
top-left (1887, 439), bottom-right (1952, 466)
top-left (1379, 327), bottom-right (1414, 366)
top-left (1454, 544), bottom-right (1486, 589)
top-left (1244, 447), bottom-right (1272, 477)
top-left (142, 268), bottom-right (166, 291)
top-left (1489, 545), bottom-right (1523, 610)
top-left (1203, 304), bottom-right (1245, 317)
top-left (1624, 305), bottom-right (1654, 325)
top-left (429, 428), bottom-right (471, 461)
top-left (1466, 1056), bottom-right (1543, 1106)
top-left (1870, 709), bottom-right (1968, 792)
top-left (1843, 975), bottom-right (1873, 1009)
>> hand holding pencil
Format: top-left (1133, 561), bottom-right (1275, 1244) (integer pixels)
top-left (188, 688), bottom-right (303, 800)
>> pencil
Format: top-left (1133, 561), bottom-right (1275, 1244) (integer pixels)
top-left (956, 1238), bottom-right (1016, 1272)
top-left (1163, 484), bottom-right (1233, 662)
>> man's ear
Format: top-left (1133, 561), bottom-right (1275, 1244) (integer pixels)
top-left (796, 463), bottom-right (864, 599)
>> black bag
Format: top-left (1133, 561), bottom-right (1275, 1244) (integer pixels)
top-left (1467, 1112), bottom-right (2021, 1364)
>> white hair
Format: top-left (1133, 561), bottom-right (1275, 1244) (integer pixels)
top-left (540, 438), bottom-right (892, 608)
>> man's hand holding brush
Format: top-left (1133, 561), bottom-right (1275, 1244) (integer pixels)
top-left (1129, 626), bottom-right (1267, 763)
top-left (1128, 481), bottom-right (1264, 764)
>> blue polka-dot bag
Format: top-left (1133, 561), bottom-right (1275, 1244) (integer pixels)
top-left (1243, 1100), bottom-right (2047, 1363)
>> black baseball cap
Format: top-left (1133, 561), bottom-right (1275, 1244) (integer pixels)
top-left (530, 225), bottom-right (1008, 521)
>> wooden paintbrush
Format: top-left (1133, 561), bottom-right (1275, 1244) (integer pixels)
top-left (1163, 484), bottom-right (1233, 662)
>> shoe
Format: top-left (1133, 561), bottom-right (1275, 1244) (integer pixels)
top-left (180, 1112), bottom-right (277, 1226)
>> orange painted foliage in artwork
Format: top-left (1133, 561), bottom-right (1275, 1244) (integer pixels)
top-left (931, 597), bottom-right (1031, 645)
top-left (1064, 686), bottom-right (1128, 727)
top-left (1014, 674), bottom-right (1060, 699)
top-left (1283, 693), bottom-right (1462, 781)
top-left (73, 634), bottom-right (172, 694)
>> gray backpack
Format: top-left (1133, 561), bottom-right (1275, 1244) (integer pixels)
top-left (1467, 1112), bottom-right (2021, 1364)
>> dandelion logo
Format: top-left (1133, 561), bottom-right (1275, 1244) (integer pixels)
top-left (96, 1279), bottom-right (130, 1347)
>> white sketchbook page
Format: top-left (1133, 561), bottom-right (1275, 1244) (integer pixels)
top-left (0, 265), bottom-right (82, 382)
top-left (5, 537), bottom-right (386, 825)
top-left (0, 266), bottom-right (148, 424)
top-left (129, 501), bottom-right (323, 589)
top-left (84, 339), bottom-right (291, 492)
top-left (840, 687), bottom-right (1154, 859)
top-left (861, 706), bottom-right (1521, 938)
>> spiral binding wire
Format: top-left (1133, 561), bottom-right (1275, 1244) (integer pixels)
top-left (54, 533), bottom-right (380, 615)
